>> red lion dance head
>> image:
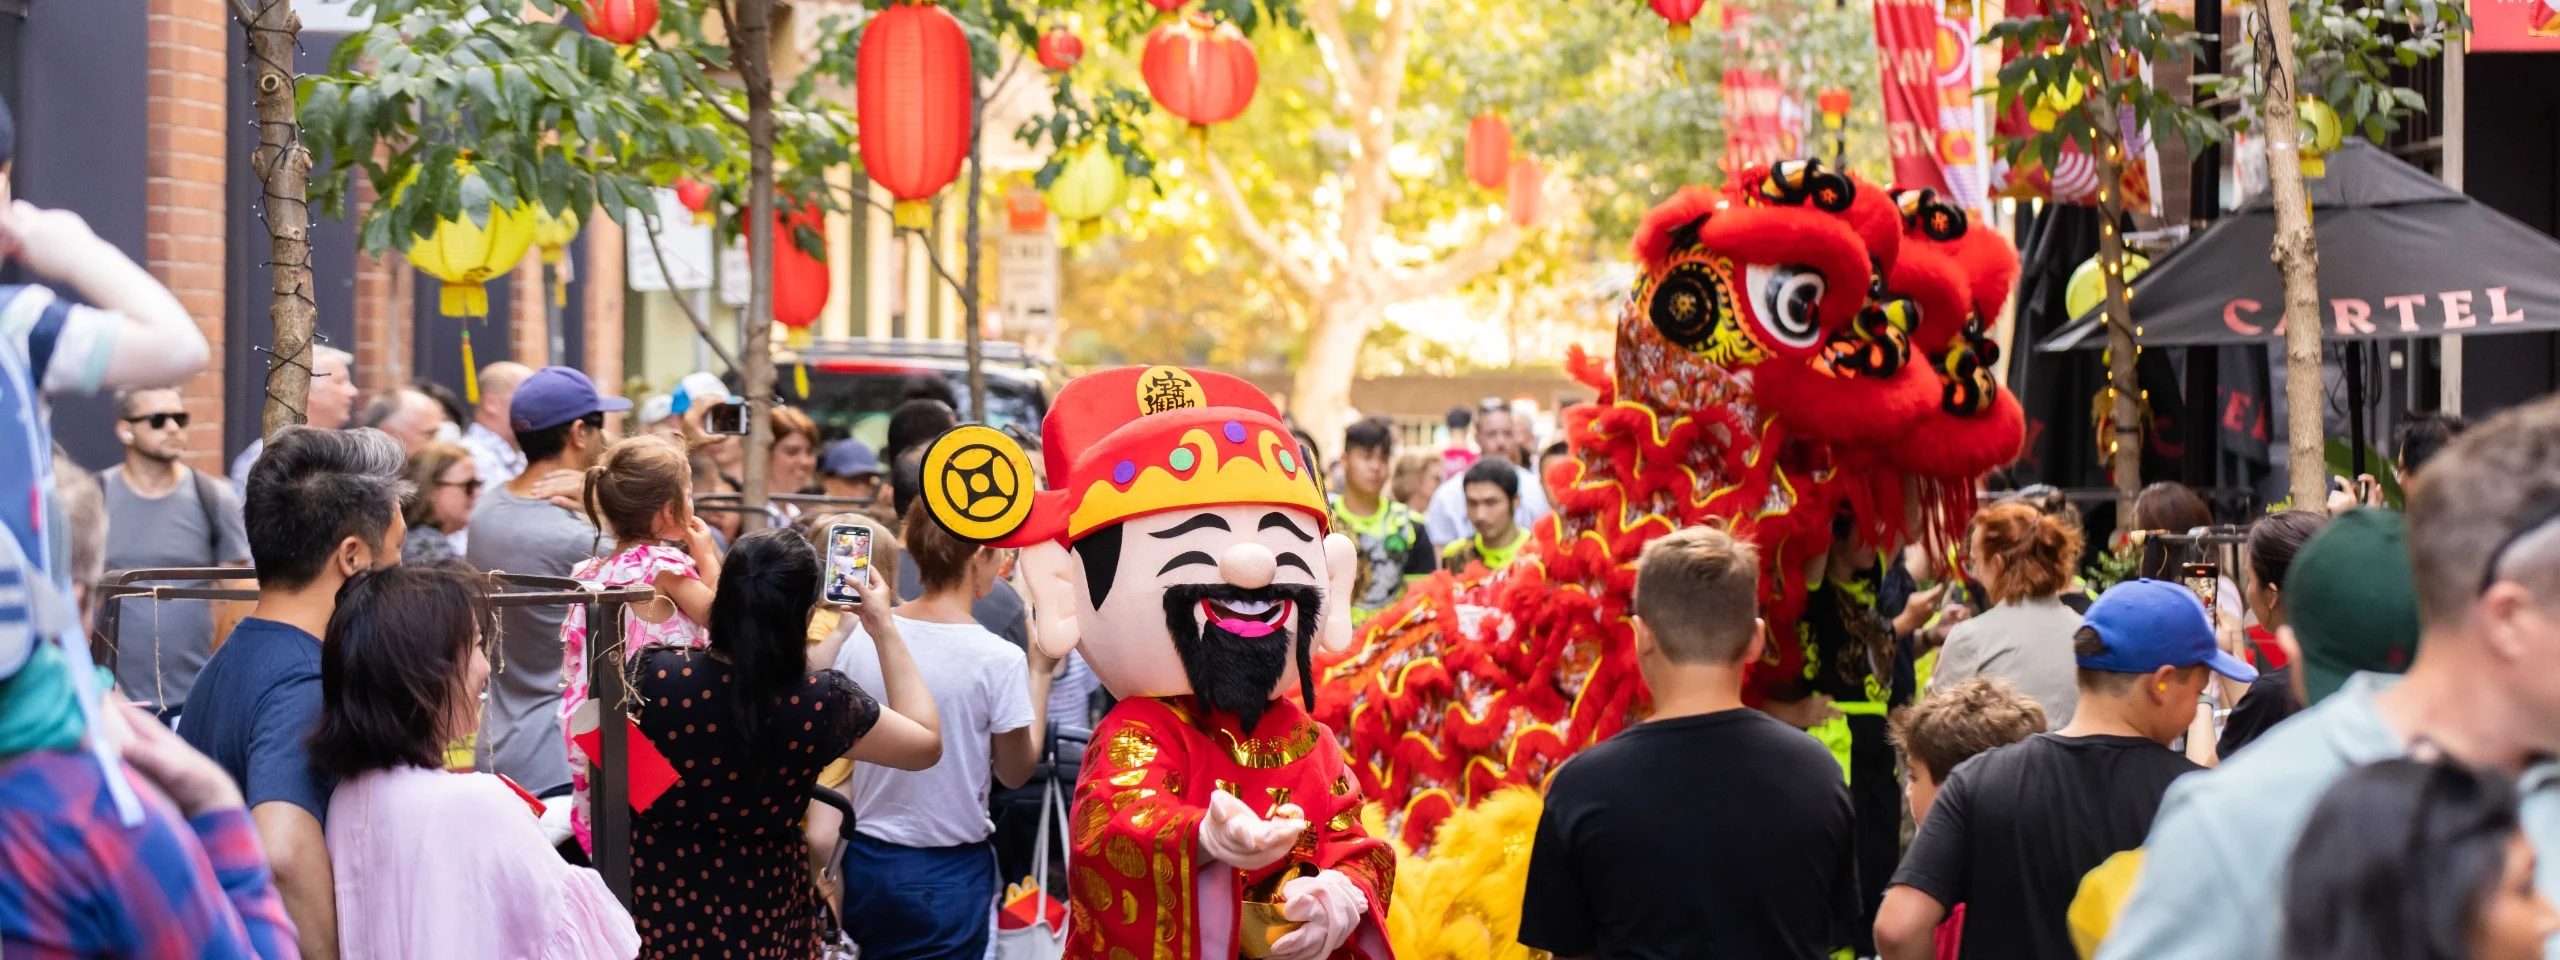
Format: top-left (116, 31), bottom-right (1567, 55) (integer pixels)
top-left (1314, 160), bottom-right (2018, 852)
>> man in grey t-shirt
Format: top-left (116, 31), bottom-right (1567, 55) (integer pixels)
top-left (101, 387), bottom-right (250, 714)
top-left (465, 366), bottom-right (624, 796)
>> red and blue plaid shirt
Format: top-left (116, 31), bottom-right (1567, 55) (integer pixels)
top-left (0, 749), bottom-right (298, 958)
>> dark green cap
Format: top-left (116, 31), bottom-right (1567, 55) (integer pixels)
top-left (2285, 509), bottom-right (2422, 704)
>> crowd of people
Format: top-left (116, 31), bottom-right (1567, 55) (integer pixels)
top-left (10, 94), bottom-right (2560, 960)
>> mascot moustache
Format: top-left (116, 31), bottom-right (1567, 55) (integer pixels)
top-left (916, 365), bottom-right (1394, 960)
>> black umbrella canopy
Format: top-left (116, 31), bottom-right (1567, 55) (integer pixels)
top-left (2039, 141), bottom-right (2560, 352)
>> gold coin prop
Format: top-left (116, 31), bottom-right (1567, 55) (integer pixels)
top-left (920, 424), bottom-right (1037, 542)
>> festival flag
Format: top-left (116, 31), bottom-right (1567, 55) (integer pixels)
top-left (1722, 8), bottom-right (1792, 175)
top-left (1934, 0), bottom-right (1990, 210)
top-left (1983, 0), bottom-right (2155, 210)
top-left (1873, 0), bottom-right (1954, 194)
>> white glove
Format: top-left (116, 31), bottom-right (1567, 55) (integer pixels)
top-left (1267, 869), bottom-right (1369, 960)
top-left (1198, 790), bottom-right (1306, 871)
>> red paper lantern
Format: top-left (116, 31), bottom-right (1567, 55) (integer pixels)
top-left (673, 178), bottom-right (715, 225)
top-left (742, 203), bottom-right (831, 329)
top-left (1037, 28), bottom-right (1085, 71)
top-left (1465, 113), bottom-right (1511, 190)
top-left (1141, 14), bottom-right (1259, 131)
top-left (1507, 158), bottom-right (1544, 227)
top-left (583, 0), bottom-right (658, 45)
top-left (1147, 0), bottom-right (1186, 11)
top-left (1649, 0), bottom-right (1708, 41)
top-left (857, 3), bottom-right (973, 228)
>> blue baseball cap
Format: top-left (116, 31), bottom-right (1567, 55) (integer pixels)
top-left (820, 438), bottom-right (882, 479)
top-left (2079, 578), bottom-right (2258, 682)
top-left (510, 366), bottom-right (632, 433)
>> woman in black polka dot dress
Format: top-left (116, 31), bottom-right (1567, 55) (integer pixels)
top-left (627, 529), bottom-right (946, 960)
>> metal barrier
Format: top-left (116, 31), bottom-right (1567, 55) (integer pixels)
top-left (90, 567), bottom-right (656, 907)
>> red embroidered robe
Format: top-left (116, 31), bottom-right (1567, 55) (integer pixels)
top-left (1065, 695), bottom-right (1396, 960)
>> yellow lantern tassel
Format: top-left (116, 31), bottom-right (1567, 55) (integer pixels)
top-left (893, 199), bottom-right (934, 229)
top-left (1668, 20), bottom-right (1691, 43)
top-left (692, 210), bottom-right (714, 226)
top-left (794, 363), bottom-right (811, 399)
top-left (2302, 155), bottom-right (2326, 178)
top-left (441, 282), bottom-right (490, 318)
top-left (460, 327), bottom-right (481, 404)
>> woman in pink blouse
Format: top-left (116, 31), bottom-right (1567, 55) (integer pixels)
top-left (311, 566), bottom-right (639, 960)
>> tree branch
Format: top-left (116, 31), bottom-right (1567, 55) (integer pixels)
top-left (1201, 152), bottom-right (1325, 295)
top-left (638, 209), bottom-right (742, 375)
top-left (226, 0), bottom-right (258, 26)
top-left (1302, 0), bottom-right (1367, 113)
top-left (1383, 220), bottom-right (1525, 302)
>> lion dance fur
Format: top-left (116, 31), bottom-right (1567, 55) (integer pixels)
top-left (1315, 165), bottom-right (2026, 957)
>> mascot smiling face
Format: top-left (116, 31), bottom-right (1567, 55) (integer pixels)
top-left (919, 365), bottom-right (1358, 718)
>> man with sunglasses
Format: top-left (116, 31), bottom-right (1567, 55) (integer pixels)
top-left (100, 387), bottom-right (248, 720)
top-left (2098, 397), bottom-right (2560, 960)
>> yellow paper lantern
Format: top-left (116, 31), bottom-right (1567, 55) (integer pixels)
top-left (2066, 251), bottom-right (2151, 320)
top-left (2297, 97), bottom-right (2344, 178)
top-left (531, 205), bottom-right (581, 307)
top-left (1045, 140), bottom-right (1128, 245)
top-left (404, 162), bottom-right (541, 319)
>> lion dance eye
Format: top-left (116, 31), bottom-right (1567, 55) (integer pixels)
top-left (1746, 264), bottom-right (1827, 351)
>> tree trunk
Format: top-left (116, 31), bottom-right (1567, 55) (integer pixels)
top-left (962, 80), bottom-right (987, 423)
top-left (1291, 296), bottom-right (1375, 465)
top-left (735, 0), bottom-right (778, 530)
top-left (2093, 105), bottom-right (2141, 520)
top-left (2258, 0), bottom-right (2326, 511)
top-left (243, 0), bottom-right (314, 438)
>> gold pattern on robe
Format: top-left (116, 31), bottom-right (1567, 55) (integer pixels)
top-left (1108, 769), bottom-right (1148, 787)
top-left (1327, 810), bottom-right (1357, 831)
top-left (1330, 775), bottom-right (1352, 797)
top-left (1155, 696), bottom-right (1197, 725)
top-left (1154, 810), bottom-right (1194, 960)
top-left (1075, 864), bottom-right (1113, 906)
top-left (1118, 889), bottom-right (1140, 925)
top-left (1109, 788), bottom-right (1158, 813)
top-left (1109, 949), bottom-right (1138, 960)
top-left (1218, 722), bottom-right (1319, 768)
top-left (1152, 850), bottom-right (1181, 960)
top-left (1161, 771), bottom-right (1185, 795)
top-left (1265, 786), bottom-right (1292, 811)
top-left (1074, 798), bottom-right (1113, 847)
top-left (1130, 805), bottom-right (1158, 830)
top-left (1215, 779), bottom-right (1242, 796)
top-left (1106, 725), bottom-right (1161, 769)
top-left (1106, 835), bottom-right (1147, 878)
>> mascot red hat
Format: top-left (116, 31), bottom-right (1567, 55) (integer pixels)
top-left (926, 364), bottom-right (1328, 550)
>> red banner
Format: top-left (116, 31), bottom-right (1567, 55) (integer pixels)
top-left (1874, 0), bottom-right (1951, 193)
top-left (1722, 9), bottom-right (1791, 176)
top-left (2471, 0), bottom-right (2560, 52)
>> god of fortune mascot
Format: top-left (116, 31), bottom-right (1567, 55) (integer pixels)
top-left (917, 365), bottom-right (1394, 960)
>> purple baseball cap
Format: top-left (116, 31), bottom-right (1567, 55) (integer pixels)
top-left (510, 366), bottom-right (632, 433)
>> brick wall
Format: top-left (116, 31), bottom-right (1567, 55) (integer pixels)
top-left (584, 217), bottom-right (626, 401)
top-left (510, 248), bottom-right (548, 365)
top-left (146, 0), bottom-right (231, 476)
top-left (351, 175), bottom-right (417, 394)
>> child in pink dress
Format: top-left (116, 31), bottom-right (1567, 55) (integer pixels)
top-left (559, 435), bottom-right (722, 850)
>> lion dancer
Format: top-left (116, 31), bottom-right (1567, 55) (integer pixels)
top-left (916, 365), bottom-right (1394, 960)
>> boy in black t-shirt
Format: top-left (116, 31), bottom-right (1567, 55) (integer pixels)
top-left (1520, 526), bottom-right (1858, 960)
top-left (1873, 579), bottom-right (2258, 960)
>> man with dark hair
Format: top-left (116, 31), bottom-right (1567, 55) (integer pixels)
top-left (467, 367), bottom-right (624, 799)
top-left (1536, 439), bottom-right (1573, 509)
top-left (1442, 457), bottom-right (1528, 572)
top-left (181, 424), bottom-right (410, 960)
top-left (885, 397), bottom-right (959, 468)
top-left (1441, 405), bottom-right (1477, 475)
top-left (1331, 417), bottom-right (1434, 622)
top-left (1877, 579), bottom-right (2251, 960)
top-left (1522, 524), bottom-right (1857, 959)
top-left (1425, 405), bottom-right (1549, 548)
top-left (101, 387), bottom-right (250, 716)
top-left (2101, 395), bottom-right (2560, 960)
top-left (2395, 409), bottom-right (2466, 483)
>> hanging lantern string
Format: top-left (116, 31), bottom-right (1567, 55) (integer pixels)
top-left (235, 0), bottom-right (325, 426)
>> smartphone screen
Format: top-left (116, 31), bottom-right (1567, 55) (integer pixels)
top-left (2181, 561), bottom-right (2219, 626)
top-left (705, 398), bottom-right (750, 436)
top-left (824, 524), bottom-right (873, 606)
